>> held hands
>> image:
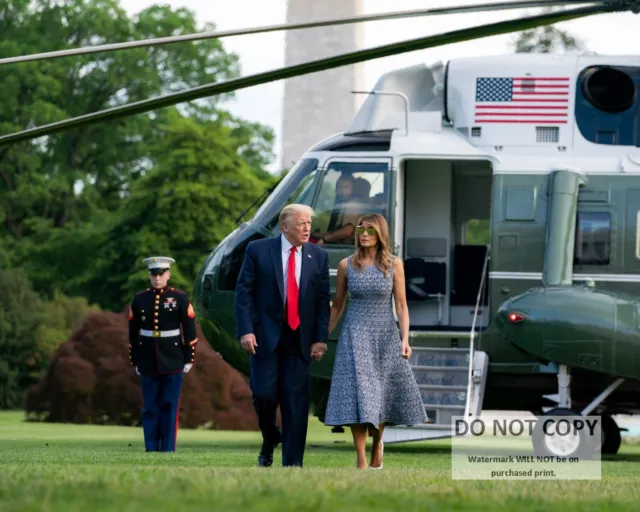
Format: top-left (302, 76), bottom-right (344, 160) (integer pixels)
top-left (401, 341), bottom-right (412, 360)
top-left (183, 363), bottom-right (193, 373)
top-left (311, 342), bottom-right (327, 361)
top-left (241, 333), bottom-right (258, 355)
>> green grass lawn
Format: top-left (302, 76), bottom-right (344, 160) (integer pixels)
top-left (1, 411), bottom-right (640, 511)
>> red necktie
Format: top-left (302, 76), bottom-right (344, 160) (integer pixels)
top-left (286, 246), bottom-right (300, 330)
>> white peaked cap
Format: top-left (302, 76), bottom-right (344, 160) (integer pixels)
top-left (143, 256), bottom-right (176, 270)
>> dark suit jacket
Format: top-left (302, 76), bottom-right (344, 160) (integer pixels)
top-left (235, 235), bottom-right (330, 362)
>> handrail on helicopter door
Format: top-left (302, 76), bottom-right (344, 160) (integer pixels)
top-left (462, 244), bottom-right (491, 421)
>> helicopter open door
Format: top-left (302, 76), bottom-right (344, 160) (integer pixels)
top-left (399, 158), bottom-right (492, 331)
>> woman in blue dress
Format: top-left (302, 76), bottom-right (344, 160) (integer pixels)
top-left (324, 213), bottom-right (428, 469)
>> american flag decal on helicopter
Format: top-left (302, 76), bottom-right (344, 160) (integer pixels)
top-left (474, 76), bottom-right (569, 124)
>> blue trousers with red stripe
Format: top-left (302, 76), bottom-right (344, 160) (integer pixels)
top-left (140, 372), bottom-right (183, 452)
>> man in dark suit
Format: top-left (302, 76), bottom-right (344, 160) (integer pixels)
top-left (235, 203), bottom-right (330, 467)
top-left (128, 256), bottom-right (198, 452)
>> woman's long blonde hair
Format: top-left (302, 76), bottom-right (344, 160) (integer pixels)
top-left (351, 213), bottom-right (393, 278)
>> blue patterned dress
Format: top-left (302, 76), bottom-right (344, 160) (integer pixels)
top-left (324, 256), bottom-right (429, 429)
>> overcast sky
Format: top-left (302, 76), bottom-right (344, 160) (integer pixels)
top-left (120, 0), bottom-right (640, 169)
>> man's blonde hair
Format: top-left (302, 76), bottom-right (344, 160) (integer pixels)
top-left (279, 203), bottom-right (314, 227)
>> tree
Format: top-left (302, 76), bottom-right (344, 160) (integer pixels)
top-left (510, 8), bottom-right (586, 53)
top-left (34, 291), bottom-right (101, 363)
top-left (25, 310), bottom-right (260, 430)
top-left (1, 0), bottom-right (276, 308)
top-left (19, 109), bottom-right (279, 311)
top-left (0, 267), bottom-right (102, 409)
top-left (0, 0), bottom-right (278, 411)
top-left (97, 110), bottom-right (278, 309)
top-left (0, 0), bottom-right (273, 246)
top-left (0, 268), bottom-right (42, 409)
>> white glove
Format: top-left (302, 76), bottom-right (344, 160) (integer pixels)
top-left (135, 367), bottom-right (140, 375)
top-left (183, 363), bottom-right (193, 373)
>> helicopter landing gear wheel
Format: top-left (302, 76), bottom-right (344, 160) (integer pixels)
top-left (600, 414), bottom-right (621, 455)
top-left (532, 408), bottom-right (597, 460)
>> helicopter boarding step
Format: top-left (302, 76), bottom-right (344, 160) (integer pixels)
top-left (382, 331), bottom-right (489, 443)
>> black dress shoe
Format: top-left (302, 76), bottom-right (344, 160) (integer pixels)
top-left (258, 452), bottom-right (273, 467)
top-left (258, 438), bottom-right (280, 467)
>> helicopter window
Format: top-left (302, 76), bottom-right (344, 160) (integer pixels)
top-left (574, 211), bottom-right (611, 266)
top-left (463, 219), bottom-right (491, 245)
top-left (251, 158), bottom-right (319, 232)
top-left (266, 171), bottom-right (319, 236)
top-left (311, 162), bottom-right (390, 246)
top-left (268, 170), bottom-right (319, 234)
top-left (216, 229), bottom-right (267, 291)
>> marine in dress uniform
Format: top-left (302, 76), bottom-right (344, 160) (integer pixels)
top-left (128, 256), bottom-right (198, 452)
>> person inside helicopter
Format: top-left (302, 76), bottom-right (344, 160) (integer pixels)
top-left (314, 173), bottom-right (371, 246)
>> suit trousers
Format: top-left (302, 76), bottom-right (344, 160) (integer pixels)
top-left (250, 323), bottom-right (310, 467)
top-left (140, 372), bottom-right (183, 452)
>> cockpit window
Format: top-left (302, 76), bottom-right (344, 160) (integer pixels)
top-left (311, 161), bottom-right (390, 246)
top-left (252, 158), bottom-right (319, 232)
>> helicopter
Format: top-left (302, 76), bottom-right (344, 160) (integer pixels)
top-left (2, 0), bottom-right (640, 459)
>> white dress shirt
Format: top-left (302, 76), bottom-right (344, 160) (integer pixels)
top-left (281, 234), bottom-right (302, 304)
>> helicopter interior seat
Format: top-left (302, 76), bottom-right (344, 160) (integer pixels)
top-left (348, 177), bottom-right (383, 217)
top-left (367, 192), bottom-right (387, 215)
top-left (352, 177), bottom-right (371, 200)
top-left (404, 237), bottom-right (447, 324)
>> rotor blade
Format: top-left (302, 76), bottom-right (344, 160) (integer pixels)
top-left (0, 3), bottom-right (610, 147)
top-left (0, 0), bottom-right (604, 66)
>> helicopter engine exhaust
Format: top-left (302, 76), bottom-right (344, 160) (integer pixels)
top-left (542, 169), bottom-right (587, 287)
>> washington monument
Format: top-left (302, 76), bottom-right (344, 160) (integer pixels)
top-left (281, 0), bottom-right (364, 170)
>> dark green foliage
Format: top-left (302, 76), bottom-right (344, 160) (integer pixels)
top-left (0, 268), bottom-right (101, 410)
top-left (0, 0), bottom-right (277, 311)
top-left (0, 268), bottom-right (42, 409)
top-left (0, 0), bottom-right (278, 410)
